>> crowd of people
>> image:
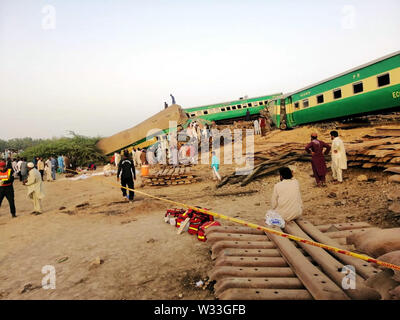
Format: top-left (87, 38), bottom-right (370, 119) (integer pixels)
top-left (1, 117), bottom-right (348, 228)
top-left (0, 154), bottom-right (74, 218)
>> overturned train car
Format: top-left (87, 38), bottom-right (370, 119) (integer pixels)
top-left (96, 104), bottom-right (188, 156)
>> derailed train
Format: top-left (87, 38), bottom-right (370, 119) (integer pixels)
top-left (98, 51), bottom-right (399, 156)
top-left (184, 51), bottom-right (400, 129)
top-left (267, 51), bottom-right (400, 129)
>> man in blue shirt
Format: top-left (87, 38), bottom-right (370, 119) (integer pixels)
top-left (57, 155), bottom-right (65, 173)
top-left (50, 157), bottom-right (58, 180)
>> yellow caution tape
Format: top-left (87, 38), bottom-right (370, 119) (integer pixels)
top-left (64, 168), bottom-right (400, 272)
top-left (112, 183), bottom-right (400, 272)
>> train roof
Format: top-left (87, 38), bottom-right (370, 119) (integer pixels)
top-left (184, 93), bottom-right (282, 111)
top-left (288, 50), bottom-right (400, 96)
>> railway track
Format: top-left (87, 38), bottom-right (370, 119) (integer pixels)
top-left (207, 219), bottom-right (383, 300)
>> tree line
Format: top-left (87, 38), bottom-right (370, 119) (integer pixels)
top-left (2, 132), bottom-right (108, 167)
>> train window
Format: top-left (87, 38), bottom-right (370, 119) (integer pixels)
top-left (377, 73), bottom-right (390, 87)
top-left (226, 106), bottom-right (231, 111)
top-left (316, 94), bottom-right (324, 104)
top-left (259, 101), bottom-right (263, 105)
top-left (232, 106), bottom-right (237, 110)
top-left (294, 102), bottom-right (299, 109)
top-left (302, 99), bottom-right (309, 108)
top-left (353, 82), bottom-right (363, 94)
top-left (248, 103), bottom-right (252, 107)
top-left (221, 108), bottom-right (226, 112)
top-left (333, 89), bottom-right (342, 99)
top-left (203, 111), bottom-right (208, 115)
top-left (186, 113), bottom-right (190, 117)
top-left (242, 105), bottom-right (247, 108)
top-left (237, 105), bottom-right (242, 109)
top-left (264, 101), bottom-right (268, 104)
top-left (191, 113), bottom-right (195, 117)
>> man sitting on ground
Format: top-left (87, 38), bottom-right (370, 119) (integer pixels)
top-left (269, 167), bottom-right (303, 222)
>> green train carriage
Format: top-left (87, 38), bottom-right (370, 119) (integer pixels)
top-left (268, 51), bottom-right (400, 129)
top-left (184, 93), bottom-right (282, 123)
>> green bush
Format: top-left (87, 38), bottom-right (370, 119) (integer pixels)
top-left (21, 132), bottom-right (107, 167)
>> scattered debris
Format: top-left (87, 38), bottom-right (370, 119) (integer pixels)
top-left (76, 202), bottom-right (90, 208)
top-left (89, 257), bottom-right (104, 270)
top-left (388, 175), bottom-right (400, 183)
top-left (20, 283), bottom-right (41, 294)
top-left (195, 280), bottom-right (204, 287)
top-left (57, 256), bottom-right (69, 263)
top-left (357, 175), bottom-right (368, 182)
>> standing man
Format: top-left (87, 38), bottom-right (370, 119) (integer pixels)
top-left (37, 157), bottom-right (45, 180)
top-left (253, 119), bottom-right (261, 135)
top-left (24, 162), bottom-right (45, 215)
top-left (114, 152), bottom-right (121, 167)
top-left (164, 102), bottom-right (168, 109)
top-left (17, 157), bottom-right (23, 181)
top-left (20, 158), bottom-right (28, 182)
top-left (330, 131), bottom-right (347, 184)
top-left (117, 151), bottom-right (136, 202)
top-left (50, 156), bottom-right (58, 180)
top-left (0, 161), bottom-right (16, 218)
top-left (58, 155), bottom-right (65, 174)
top-left (45, 158), bottom-right (52, 181)
top-left (269, 167), bottom-right (303, 222)
top-left (170, 94), bottom-right (176, 105)
top-left (305, 133), bottom-right (331, 187)
top-left (259, 117), bottom-right (267, 136)
top-left (245, 109), bottom-right (250, 121)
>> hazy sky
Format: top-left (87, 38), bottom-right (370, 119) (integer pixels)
top-left (0, 0), bottom-right (399, 140)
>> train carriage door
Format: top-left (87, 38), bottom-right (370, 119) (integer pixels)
top-left (279, 98), bottom-right (287, 129)
top-left (286, 96), bottom-right (295, 128)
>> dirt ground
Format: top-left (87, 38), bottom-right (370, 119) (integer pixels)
top-left (1, 125), bottom-right (399, 300)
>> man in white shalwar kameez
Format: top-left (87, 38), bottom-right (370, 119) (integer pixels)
top-left (330, 131), bottom-right (347, 183)
top-left (253, 119), bottom-right (261, 135)
top-left (24, 162), bottom-right (45, 215)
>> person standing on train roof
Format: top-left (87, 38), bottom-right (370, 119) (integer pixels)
top-left (330, 130), bottom-right (347, 184)
top-left (305, 133), bottom-right (331, 187)
top-left (164, 102), bottom-right (168, 109)
top-left (170, 94), bottom-right (176, 105)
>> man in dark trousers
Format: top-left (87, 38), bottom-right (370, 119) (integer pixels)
top-left (305, 133), bottom-right (331, 187)
top-left (117, 151), bottom-right (136, 202)
top-left (245, 109), bottom-right (251, 121)
top-left (0, 161), bottom-right (16, 218)
top-left (170, 94), bottom-right (176, 105)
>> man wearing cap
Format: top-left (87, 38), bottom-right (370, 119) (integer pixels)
top-left (305, 133), bottom-right (331, 187)
top-left (0, 161), bottom-right (16, 218)
top-left (24, 162), bottom-right (45, 215)
top-left (330, 130), bottom-right (347, 184)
